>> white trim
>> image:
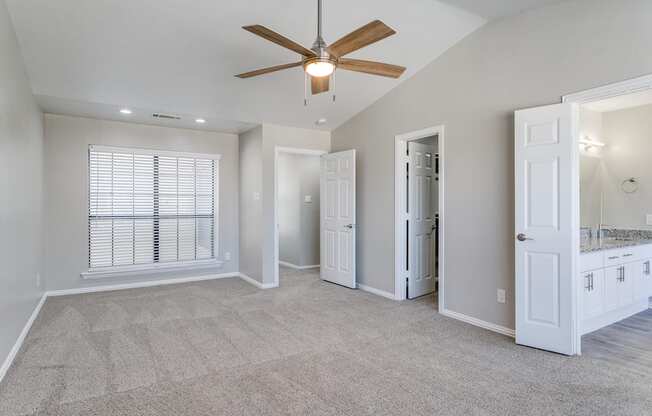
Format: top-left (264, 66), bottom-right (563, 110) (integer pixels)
top-left (273, 146), bottom-right (328, 288)
top-left (89, 144), bottom-right (222, 160)
top-left (278, 261), bottom-right (320, 270)
top-left (81, 259), bottom-right (224, 280)
top-left (440, 308), bottom-right (515, 338)
top-left (48, 272), bottom-right (239, 296)
top-left (0, 293), bottom-right (47, 384)
top-left (562, 74), bottom-right (652, 104)
top-left (239, 273), bottom-right (278, 289)
top-left (358, 283), bottom-right (398, 300)
top-left (394, 125), bottom-right (445, 308)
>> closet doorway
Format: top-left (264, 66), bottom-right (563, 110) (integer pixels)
top-left (394, 126), bottom-right (445, 304)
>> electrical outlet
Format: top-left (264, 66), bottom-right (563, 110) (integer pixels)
top-left (497, 289), bottom-right (506, 304)
top-left (224, 252), bottom-right (231, 261)
top-left (304, 195), bottom-right (312, 203)
top-left (36, 272), bottom-right (41, 289)
top-left (253, 192), bottom-right (260, 201)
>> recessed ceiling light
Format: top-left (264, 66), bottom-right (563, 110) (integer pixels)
top-left (195, 118), bottom-right (206, 124)
top-left (315, 118), bottom-right (327, 125)
top-left (119, 108), bottom-right (132, 115)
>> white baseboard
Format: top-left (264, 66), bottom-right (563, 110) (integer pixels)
top-left (47, 272), bottom-right (240, 297)
top-left (278, 261), bottom-right (320, 270)
top-left (0, 292), bottom-right (47, 384)
top-left (440, 308), bottom-right (515, 338)
top-left (358, 283), bottom-right (397, 300)
top-left (238, 273), bottom-right (278, 289)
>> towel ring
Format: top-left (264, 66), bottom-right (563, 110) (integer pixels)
top-left (621, 177), bottom-right (639, 194)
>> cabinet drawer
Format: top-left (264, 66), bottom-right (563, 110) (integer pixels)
top-left (580, 251), bottom-right (603, 272)
top-left (604, 247), bottom-right (638, 267)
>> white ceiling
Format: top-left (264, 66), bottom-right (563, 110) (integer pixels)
top-left (437, 0), bottom-right (564, 19)
top-left (6, 0), bottom-right (557, 133)
top-left (583, 90), bottom-right (652, 113)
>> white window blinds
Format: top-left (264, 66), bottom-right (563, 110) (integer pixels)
top-left (88, 146), bottom-right (219, 271)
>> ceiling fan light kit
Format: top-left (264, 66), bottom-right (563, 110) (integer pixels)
top-left (235, 0), bottom-right (406, 102)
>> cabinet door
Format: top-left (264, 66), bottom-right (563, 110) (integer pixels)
top-left (621, 263), bottom-right (635, 306)
top-left (582, 269), bottom-right (604, 320)
top-left (603, 265), bottom-right (621, 312)
top-left (634, 259), bottom-right (652, 300)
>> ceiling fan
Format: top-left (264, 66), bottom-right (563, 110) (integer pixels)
top-left (235, 0), bottom-right (406, 96)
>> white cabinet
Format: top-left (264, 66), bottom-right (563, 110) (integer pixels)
top-left (582, 269), bottom-right (604, 320)
top-left (580, 246), bottom-right (651, 335)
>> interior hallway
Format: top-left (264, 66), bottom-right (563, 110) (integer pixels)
top-left (0, 267), bottom-right (650, 416)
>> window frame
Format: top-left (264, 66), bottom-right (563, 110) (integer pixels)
top-left (81, 144), bottom-right (222, 279)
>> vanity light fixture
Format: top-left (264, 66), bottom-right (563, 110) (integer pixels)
top-left (579, 136), bottom-right (605, 151)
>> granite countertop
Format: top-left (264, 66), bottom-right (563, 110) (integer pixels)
top-left (580, 238), bottom-right (652, 253)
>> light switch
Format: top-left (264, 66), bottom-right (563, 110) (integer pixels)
top-left (304, 195), bottom-right (312, 203)
top-left (497, 289), bottom-right (506, 304)
top-left (647, 214), bottom-right (652, 226)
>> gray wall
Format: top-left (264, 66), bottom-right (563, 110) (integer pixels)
top-left (278, 152), bottom-right (301, 266)
top-left (239, 126), bottom-right (263, 282)
top-left (331, 0), bottom-right (652, 330)
top-left (278, 152), bottom-right (321, 267)
top-left (0, 0), bottom-right (44, 372)
top-left (43, 114), bottom-right (240, 291)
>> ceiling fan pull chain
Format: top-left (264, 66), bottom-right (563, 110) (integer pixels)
top-left (332, 72), bottom-right (336, 103)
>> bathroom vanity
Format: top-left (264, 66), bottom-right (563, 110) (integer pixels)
top-left (580, 237), bottom-right (652, 334)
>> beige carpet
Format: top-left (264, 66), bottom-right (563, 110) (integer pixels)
top-left (1, 267), bottom-right (651, 415)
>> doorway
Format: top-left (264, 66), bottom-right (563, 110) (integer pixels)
top-left (274, 147), bottom-right (326, 286)
top-left (394, 126), bottom-right (445, 306)
top-left (514, 74), bottom-right (652, 356)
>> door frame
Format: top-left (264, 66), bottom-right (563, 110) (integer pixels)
top-left (562, 73), bottom-right (652, 353)
top-left (273, 146), bottom-right (327, 287)
top-left (394, 125), bottom-right (445, 306)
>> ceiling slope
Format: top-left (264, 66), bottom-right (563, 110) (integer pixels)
top-left (5, 0), bottom-right (562, 132)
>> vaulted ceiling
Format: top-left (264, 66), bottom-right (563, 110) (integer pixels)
top-left (6, 0), bottom-right (560, 133)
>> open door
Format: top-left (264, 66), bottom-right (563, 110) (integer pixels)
top-left (408, 141), bottom-right (436, 298)
top-left (515, 103), bottom-right (580, 356)
top-left (320, 150), bottom-right (356, 288)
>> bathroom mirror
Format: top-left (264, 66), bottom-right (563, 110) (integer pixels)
top-left (580, 98), bottom-right (652, 231)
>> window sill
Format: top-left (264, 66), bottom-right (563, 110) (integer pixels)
top-left (81, 259), bottom-right (224, 280)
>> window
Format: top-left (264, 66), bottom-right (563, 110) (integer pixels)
top-left (88, 145), bottom-right (219, 273)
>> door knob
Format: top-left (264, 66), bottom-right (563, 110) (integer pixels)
top-left (344, 224), bottom-right (354, 229)
top-left (517, 233), bottom-right (533, 242)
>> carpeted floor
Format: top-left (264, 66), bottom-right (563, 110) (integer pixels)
top-left (1, 267), bottom-right (651, 415)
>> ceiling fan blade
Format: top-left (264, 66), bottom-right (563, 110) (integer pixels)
top-left (327, 20), bottom-right (396, 58)
top-left (311, 76), bottom-right (330, 95)
top-left (235, 62), bottom-right (303, 78)
top-left (338, 58), bottom-right (406, 78)
top-left (243, 25), bottom-right (316, 57)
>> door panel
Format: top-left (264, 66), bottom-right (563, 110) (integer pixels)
top-left (320, 150), bottom-right (356, 288)
top-left (515, 103), bottom-right (579, 356)
top-left (408, 142), bottom-right (436, 298)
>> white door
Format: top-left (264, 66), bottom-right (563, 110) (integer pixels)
top-left (408, 142), bottom-right (436, 298)
top-left (320, 150), bottom-right (356, 288)
top-left (515, 103), bottom-right (579, 356)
